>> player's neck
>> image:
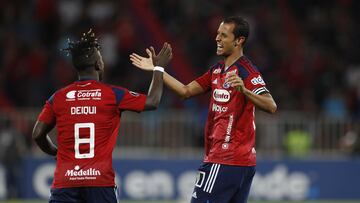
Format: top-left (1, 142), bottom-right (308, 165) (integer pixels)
top-left (224, 49), bottom-right (243, 69)
top-left (78, 70), bottom-right (99, 81)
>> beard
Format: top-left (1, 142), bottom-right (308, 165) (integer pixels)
top-left (217, 51), bottom-right (231, 57)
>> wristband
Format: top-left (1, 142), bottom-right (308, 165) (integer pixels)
top-left (153, 66), bottom-right (164, 72)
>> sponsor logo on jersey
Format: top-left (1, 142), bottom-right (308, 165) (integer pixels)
top-left (129, 91), bottom-right (140, 97)
top-left (66, 91), bottom-right (76, 99)
top-left (251, 75), bottom-right (265, 85)
top-left (226, 69), bottom-right (237, 75)
top-left (66, 89), bottom-right (102, 101)
top-left (252, 147), bottom-right (256, 154)
top-left (212, 78), bottom-right (218, 85)
top-left (212, 68), bottom-right (221, 74)
top-left (65, 165), bottom-right (101, 181)
top-left (213, 89), bottom-right (230, 102)
top-left (212, 103), bottom-right (228, 113)
top-left (226, 115), bottom-right (233, 136)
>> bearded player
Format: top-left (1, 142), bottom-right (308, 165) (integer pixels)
top-left (131, 16), bottom-right (277, 203)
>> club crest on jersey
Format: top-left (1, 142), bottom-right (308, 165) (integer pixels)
top-left (66, 89), bottom-right (102, 101)
top-left (213, 89), bottom-right (230, 102)
top-left (223, 82), bottom-right (231, 89)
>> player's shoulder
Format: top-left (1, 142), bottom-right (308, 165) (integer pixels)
top-left (47, 84), bottom-right (74, 104)
top-left (234, 56), bottom-right (262, 79)
top-left (103, 83), bottom-right (127, 95)
top-left (209, 60), bottom-right (225, 73)
top-left (235, 55), bottom-right (260, 74)
top-left (89, 82), bottom-right (129, 102)
top-left (102, 83), bottom-right (130, 105)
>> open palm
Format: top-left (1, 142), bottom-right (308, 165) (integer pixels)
top-left (130, 49), bottom-right (154, 71)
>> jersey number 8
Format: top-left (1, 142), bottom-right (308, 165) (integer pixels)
top-left (74, 123), bottom-right (95, 159)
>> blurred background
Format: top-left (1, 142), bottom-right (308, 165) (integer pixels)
top-left (0, 0), bottom-right (360, 202)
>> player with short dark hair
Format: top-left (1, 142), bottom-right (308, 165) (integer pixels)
top-left (131, 16), bottom-right (277, 203)
top-left (32, 29), bottom-right (172, 203)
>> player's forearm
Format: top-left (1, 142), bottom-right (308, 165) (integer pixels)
top-left (144, 70), bottom-right (164, 110)
top-left (243, 90), bottom-right (277, 114)
top-left (32, 120), bottom-right (57, 156)
top-left (164, 72), bottom-right (192, 99)
top-left (35, 135), bottom-right (58, 156)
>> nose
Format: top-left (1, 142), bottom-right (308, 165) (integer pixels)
top-left (216, 34), bottom-right (220, 42)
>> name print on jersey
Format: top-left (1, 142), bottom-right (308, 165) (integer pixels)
top-left (66, 89), bottom-right (102, 101)
top-left (70, 106), bottom-right (96, 115)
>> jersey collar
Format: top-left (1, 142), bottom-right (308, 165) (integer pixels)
top-left (77, 76), bottom-right (99, 81)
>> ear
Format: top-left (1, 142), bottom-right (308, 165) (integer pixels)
top-left (235, 36), bottom-right (245, 47)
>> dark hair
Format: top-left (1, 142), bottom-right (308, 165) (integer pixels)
top-left (222, 16), bottom-right (249, 43)
top-left (63, 29), bottom-right (101, 71)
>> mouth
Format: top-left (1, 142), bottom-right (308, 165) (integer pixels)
top-left (217, 44), bottom-right (224, 52)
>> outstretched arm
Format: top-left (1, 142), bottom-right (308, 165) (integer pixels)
top-left (163, 72), bottom-right (204, 100)
top-left (144, 68), bottom-right (164, 111)
top-left (32, 120), bottom-right (57, 156)
top-left (131, 43), bottom-right (205, 100)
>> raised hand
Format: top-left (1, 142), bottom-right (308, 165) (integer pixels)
top-left (225, 72), bottom-right (246, 93)
top-left (149, 42), bottom-right (172, 68)
top-left (130, 49), bottom-right (155, 71)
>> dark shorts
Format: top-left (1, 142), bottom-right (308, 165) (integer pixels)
top-left (49, 186), bottom-right (118, 203)
top-left (191, 163), bottom-right (256, 203)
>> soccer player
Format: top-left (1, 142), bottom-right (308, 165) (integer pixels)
top-left (32, 29), bottom-right (172, 203)
top-left (130, 16), bottom-right (277, 203)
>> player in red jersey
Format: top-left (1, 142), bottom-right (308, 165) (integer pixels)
top-left (32, 29), bottom-right (172, 203)
top-left (131, 16), bottom-right (277, 203)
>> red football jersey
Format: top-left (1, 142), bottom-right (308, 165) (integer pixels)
top-left (195, 56), bottom-right (269, 166)
top-left (38, 79), bottom-right (146, 188)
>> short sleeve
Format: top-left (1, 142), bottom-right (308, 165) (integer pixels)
top-left (244, 73), bottom-right (269, 95)
top-left (112, 86), bottom-right (146, 112)
top-left (195, 70), bottom-right (212, 91)
top-left (38, 101), bottom-right (56, 124)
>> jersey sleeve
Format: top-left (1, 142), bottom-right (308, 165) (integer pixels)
top-left (38, 94), bottom-right (56, 124)
top-left (244, 73), bottom-right (269, 95)
top-left (195, 69), bottom-right (212, 91)
top-left (112, 86), bottom-right (146, 112)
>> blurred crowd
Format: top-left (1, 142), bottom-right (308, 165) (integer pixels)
top-left (1, 0), bottom-right (360, 119)
top-left (1, 0), bottom-right (360, 199)
top-left (151, 0), bottom-right (360, 118)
